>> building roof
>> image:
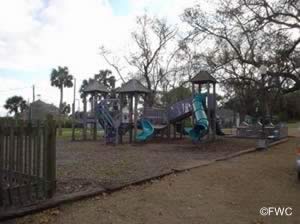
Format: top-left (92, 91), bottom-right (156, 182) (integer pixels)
top-left (190, 71), bottom-right (217, 84)
top-left (21, 100), bottom-right (60, 120)
top-left (30, 100), bottom-right (59, 112)
top-left (83, 80), bottom-right (109, 93)
top-left (116, 79), bottom-right (150, 94)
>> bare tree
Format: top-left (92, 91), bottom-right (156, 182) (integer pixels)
top-left (100, 46), bottom-right (126, 84)
top-left (183, 0), bottom-right (300, 117)
top-left (101, 14), bottom-right (181, 106)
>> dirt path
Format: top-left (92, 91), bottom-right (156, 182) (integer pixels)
top-left (12, 138), bottom-right (300, 224)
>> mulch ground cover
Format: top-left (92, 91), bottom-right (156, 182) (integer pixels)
top-left (55, 136), bottom-right (256, 194)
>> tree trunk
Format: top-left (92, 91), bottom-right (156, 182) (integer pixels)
top-left (59, 87), bottom-right (63, 136)
top-left (146, 91), bottom-right (155, 107)
top-left (14, 108), bottom-right (18, 118)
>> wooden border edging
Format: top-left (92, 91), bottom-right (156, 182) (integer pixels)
top-left (0, 138), bottom-right (289, 221)
top-left (103, 170), bottom-right (174, 192)
top-left (0, 187), bottom-right (106, 221)
top-left (216, 138), bottom-right (289, 162)
top-left (268, 138), bottom-right (289, 146)
top-left (173, 160), bottom-right (215, 172)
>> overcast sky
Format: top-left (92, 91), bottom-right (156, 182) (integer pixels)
top-left (0, 0), bottom-right (202, 116)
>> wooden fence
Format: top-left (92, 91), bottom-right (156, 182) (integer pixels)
top-left (0, 116), bottom-right (56, 209)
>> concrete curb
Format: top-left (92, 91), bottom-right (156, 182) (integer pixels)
top-left (0, 138), bottom-right (289, 221)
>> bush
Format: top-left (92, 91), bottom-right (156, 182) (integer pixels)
top-left (62, 118), bottom-right (73, 128)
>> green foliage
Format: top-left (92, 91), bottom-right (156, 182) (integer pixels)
top-left (277, 111), bottom-right (289, 122)
top-left (161, 87), bottom-right (191, 105)
top-left (183, 0), bottom-right (300, 120)
top-left (50, 66), bottom-right (73, 136)
top-left (62, 118), bottom-right (73, 128)
top-left (4, 96), bottom-right (28, 116)
top-left (0, 117), bottom-right (15, 123)
top-left (79, 79), bottom-right (89, 100)
top-left (94, 69), bottom-right (116, 90)
top-left (79, 69), bottom-right (116, 101)
top-left (61, 102), bottom-right (71, 115)
top-left (281, 91), bottom-right (300, 121)
top-left (50, 66), bottom-right (73, 89)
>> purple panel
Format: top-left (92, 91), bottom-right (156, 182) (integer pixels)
top-left (143, 107), bottom-right (168, 124)
top-left (167, 97), bottom-right (193, 122)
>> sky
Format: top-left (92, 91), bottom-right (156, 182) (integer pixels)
top-left (0, 0), bottom-right (199, 116)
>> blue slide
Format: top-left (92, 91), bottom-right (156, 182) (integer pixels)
top-left (185, 94), bottom-right (209, 141)
top-left (136, 119), bottom-right (154, 141)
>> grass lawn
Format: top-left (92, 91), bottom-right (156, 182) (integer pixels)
top-left (57, 128), bottom-right (104, 140)
top-left (287, 121), bottom-right (300, 129)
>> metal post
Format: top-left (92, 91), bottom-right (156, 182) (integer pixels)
top-left (129, 94), bottom-right (133, 143)
top-left (133, 93), bottom-right (139, 142)
top-left (261, 73), bottom-right (266, 139)
top-left (207, 83), bottom-right (211, 141)
top-left (212, 83), bottom-right (216, 140)
top-left (167, 123), bottom-right (171, 142)
top-left (72, 78), bottom-right (76, 141)
top-left (198, 84), bottom-right (201, 93)
top-left (93, 94), bottom-right (97, 141)
top-left (192, 83), bottom-right (195, 125)
top-left (119, 93), bottom-right (123, 144)
top-left (83, 95), bottom-right (87, 140)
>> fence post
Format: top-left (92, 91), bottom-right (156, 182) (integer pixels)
top-left (46, 115), bottom-right (56, 197)
top-left (0, 123), bottom-right (3, 206)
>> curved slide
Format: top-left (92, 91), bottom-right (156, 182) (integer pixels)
top-left (185, 94), bottom-right (209, 141)
top-left (136, 119), bottom-right (154, 141)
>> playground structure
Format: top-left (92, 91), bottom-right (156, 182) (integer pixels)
top-left (190, 71), bottom-right (219, 141)
top-left (72, 80), bottom-right (109, 141)
top-left (96, 79), bottom-right (151, 144)
top-left (142, 71), bottom-right (225, 142)
top-left (72, 71), bottom-right (225, 144)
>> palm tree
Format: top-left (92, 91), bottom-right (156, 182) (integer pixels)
top-left (50, 66), bottom-right (73, 136)
top-left (4, 96), bottom-right (28, 117)
top-left (94, 69), bottom-right (115, 89)
top-left (79, 70), bottom-right (116, 102)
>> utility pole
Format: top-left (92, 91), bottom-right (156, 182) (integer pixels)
top-left (30, 85), bottom-right (35, 122)
top-left (73, 79), bottom-right (76, 107)
top-left (32, 85), bottom-right (35, 102)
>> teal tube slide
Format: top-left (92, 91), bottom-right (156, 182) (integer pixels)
top-left (185, 94), bottom-right (209, 141)
top-left (136, 119), bottom-right (154, 141)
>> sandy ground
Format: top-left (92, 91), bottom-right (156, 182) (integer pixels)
top-left (9, 134), bottom-right (299, 224)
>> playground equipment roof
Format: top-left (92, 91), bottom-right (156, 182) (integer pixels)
top-left (83, 80), bottom-right (110, 93)
top-left (116, 79), bottom-right (150, 94)
top-left (191, 71), bottom-right (217, 84)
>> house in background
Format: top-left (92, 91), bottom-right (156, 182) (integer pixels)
top-left (21, 100), bottom-right (59, 121)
